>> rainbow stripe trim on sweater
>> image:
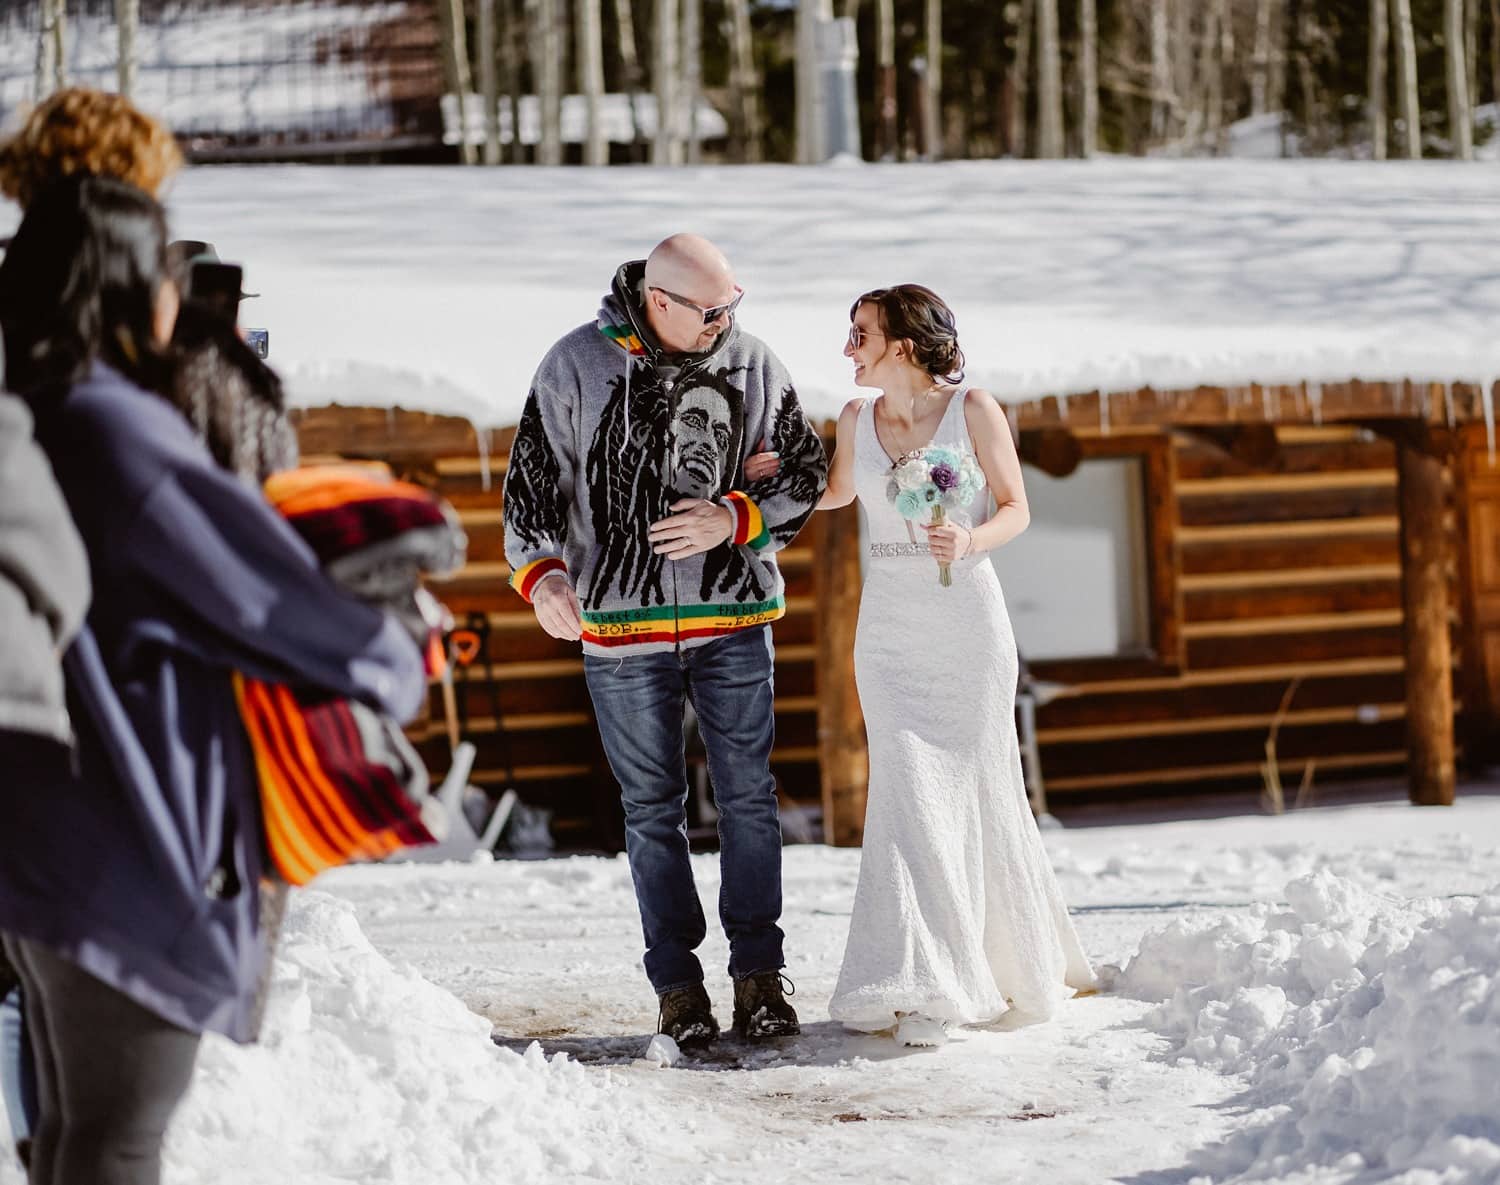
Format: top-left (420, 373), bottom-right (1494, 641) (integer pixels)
top-left (512, 556), bottom-right (568, 602)
top-left (723, 491), bottom-right (770, 550)
top-left (600, 323), bottom-right (647, 356)
top-left (581, 597), bottom-right (784, 648)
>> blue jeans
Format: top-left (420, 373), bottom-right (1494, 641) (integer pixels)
top-left (1, 984), bottom-right (35, 1149)
top-left (585, 625), bottom-right (785, 994)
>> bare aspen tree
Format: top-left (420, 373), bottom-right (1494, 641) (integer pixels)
top-left (875, 0), bottom-right (897, 159)
top-left (1149, 0), bottom-right (1170, 142)
top-left (682, 0), bottom-right (702, 163)
top-left (724, 0), bottom-right (762, 162)
top-left (36, 0), bottom-right (66, 98)
top-left (1391, 0), bottom-right (1421, 157)
top-left (1250, 0), bottom-right (1273, 115)
top-left (116, 0), bottom-right (138, 98)
top-left (923, 0), bottom-right (943, 159)
top-left (439, 0), bottom-right (477, 164)
top-left (502, 0), bottom-right (526, 162)
top-left (577, 0), bottom-right (607, 164)
top-left (1079, 0), bottom-right (1098, 157)
top-left (1445, 0), bottom-right (1474, 158)
top-left (613, 0), bottom-right (646, 158)
top-left (478, 0), bottom-right (501, 164)
top-left (526, 0), bottom-right (564, 165)
top-left (1010, 0), bottom-right (1034, 157)
top-left (1202, 0), bottom-right (1231, 153)
top-left (1173, 0), bottom-right (1193, 139)
top-left (1036, 0), bottom-right (1063, 157)
top-left (1370, 0), bottom-right (1388, 158)
top-left (653, 0), bottom-right (681, 164)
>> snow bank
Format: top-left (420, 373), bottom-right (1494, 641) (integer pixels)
top-left (1119, 869), bottom-right (1500, 1183)
top-left (164, 891), bottom-right (672, 1185)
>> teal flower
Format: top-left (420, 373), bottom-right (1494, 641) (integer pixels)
top-left (894, 488), bottom-right (926, 520)
top-left (919, 482), bottom-right (942, 506)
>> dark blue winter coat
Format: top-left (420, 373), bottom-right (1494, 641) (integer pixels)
top-left (0, 363), bottom-right (425, 1042)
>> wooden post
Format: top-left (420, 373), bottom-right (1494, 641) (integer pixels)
top-left (815, 505), bottom-right (868, 846)
top-left (1397, 440), bottom-right (1456, 805)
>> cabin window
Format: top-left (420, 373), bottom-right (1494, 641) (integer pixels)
top-left (995, 432), bottom-right (1180, 681)
top-left (994, 457), bottom-right (1152, 660)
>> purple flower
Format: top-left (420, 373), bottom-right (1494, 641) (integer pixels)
top-left (930, 463), bottom-right (958, 491)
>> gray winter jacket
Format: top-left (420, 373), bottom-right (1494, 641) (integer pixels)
top-left (0, 391), bottom-right (89, 743)
top-left (503, 260), bottom-right (827, 657)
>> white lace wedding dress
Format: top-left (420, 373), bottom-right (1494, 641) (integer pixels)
top-left (828, 395), bottom-right (1097, 1031)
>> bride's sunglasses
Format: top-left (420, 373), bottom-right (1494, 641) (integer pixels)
top-left (652, 285), bottom-right (744, 326)
top-left (848, 325), bottom-right (887, 349)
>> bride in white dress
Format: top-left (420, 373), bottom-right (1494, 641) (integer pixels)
top-left (758, 285), bottom-right (1095, 1046)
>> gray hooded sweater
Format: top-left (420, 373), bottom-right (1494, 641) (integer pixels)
top-left (503, 260), bottom-right (828, 656)
top-left (0, 391), bottom-right (90, 743)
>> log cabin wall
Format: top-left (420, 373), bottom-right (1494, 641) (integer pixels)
top-left (292, 406), bottom-right (826, 851)
top-left (1030, 423), bottom-right (1456, 806)
top-left (293, 396), bottom-right (1487, 844)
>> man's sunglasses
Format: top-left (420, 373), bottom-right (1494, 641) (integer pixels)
top-left (652, 284), bottom-right (744, 326)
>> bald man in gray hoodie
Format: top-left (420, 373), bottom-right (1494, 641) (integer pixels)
top-left (504, 234), bottom-right (827, 1048)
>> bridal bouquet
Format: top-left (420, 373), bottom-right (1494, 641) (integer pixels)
top-left (886, 445), bottom-right (985, 587)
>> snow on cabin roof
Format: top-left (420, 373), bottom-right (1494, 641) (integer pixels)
top-left (3, 158), bottom-right (1498, 430)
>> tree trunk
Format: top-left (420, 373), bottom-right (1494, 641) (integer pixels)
top-left (526, 0), bottom-right (564, 165)
top-left (923, 0), bottom-right (942, 159)
top-left (1391, 0), bottom-right (1421, 158)
top-left (682, 0), bottom-right (702, 163)
top-left (724, 0), bottom-right (762, 162)
top-left (503, 0), bottom-right (526, 162)
top-left (37, 0), bottom-right (66, 97)
top-left (115, 0), bottom-right (138, 98)
top-left (613, 0), bottom-right (646, 160)
top-left (1174, 0), bottom-right (1193, 140)
top-left (875, 0), bottom-right (897, 159)
top-left (1446, 0), bottom-right (1474, 159)
top-left (440, 0), bottom-right (477, 164)
top-left (1369, 0), bottom-right (1388, 158)
top-left (1078, 0), bottom-right (1098, 157)
top-left (1036, 0), bottom-right (1062, 157)
top-left (478, 0), bottom-right (501, 164)
top-left (1267, 0), bottom-right (1287, 118)
top-left (1149, 0), bottom-right (1170, 142)
top-left (652, 0), bottom-right (680, 164)
top-left (1011, 0), bottom-right (1034, 156)
top-left (1250, 0), bottom-right (1272, 115)
top-left (577, 0), bottom-right (606, 164)
top-left (1199, 0), bottom-right (1225, 152)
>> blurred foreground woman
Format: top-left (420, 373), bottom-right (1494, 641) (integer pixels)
top-left (0, 175), bottom-right (425, 1185)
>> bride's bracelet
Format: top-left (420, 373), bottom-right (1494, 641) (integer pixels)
top-left (959, 524), bottom-right (975, 559)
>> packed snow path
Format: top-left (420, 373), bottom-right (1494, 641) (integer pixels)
top-left (8, 796), bottom-right (1493, 1185)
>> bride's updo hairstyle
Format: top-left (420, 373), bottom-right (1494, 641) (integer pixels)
top-left (851, 284), bottom-right (966, 385)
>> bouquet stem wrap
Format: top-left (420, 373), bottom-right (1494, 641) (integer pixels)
top-left (931, 503), bottom-right (952, 587)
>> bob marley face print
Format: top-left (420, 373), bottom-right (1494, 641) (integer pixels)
top-left (581, 362), bottom-right (747, 611)
top-left (669, 385), bottom-right (733, 500)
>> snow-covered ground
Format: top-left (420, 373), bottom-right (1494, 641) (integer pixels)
top-left (6, 794), bottom-right (1496, 1185)
top-left (4, 159), bottom-right (1495, 429)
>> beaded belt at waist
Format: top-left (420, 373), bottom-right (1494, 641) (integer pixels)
top-left (867, 541), bottom-right (931, 558)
